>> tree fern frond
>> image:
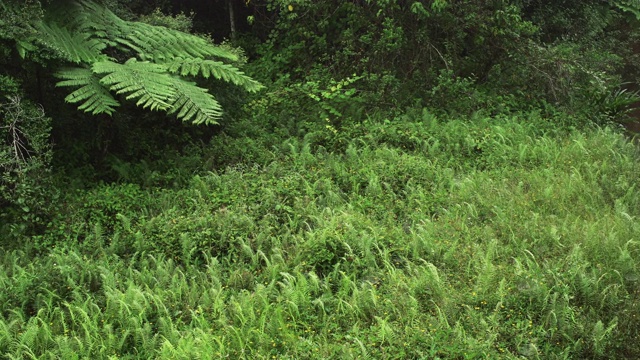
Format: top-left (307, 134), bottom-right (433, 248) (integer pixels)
top-left (167, 77), bottom-right (223, 125)
top-left (94, 59), bottom-right (175, 111)
top-left (73, 1), bottom-right (238, 62)
top-left (81, 1), bottom-right (132, 50)
top-left (33, 1), bottom-right (262, 125)
top-left (43, 0), bottom-right (92, 33)
top-left (55, 67), bottom-right (119, 115)
top-left (123, 22), bottom-right (238, 62)
top-left (37, 22), bottom-right (107, 63)
top-left (165, 58), bottom-right (264, 93)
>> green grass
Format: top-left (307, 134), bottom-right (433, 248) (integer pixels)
top-left (2, 110), bottom-right (640, 359)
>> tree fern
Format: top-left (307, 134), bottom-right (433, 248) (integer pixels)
top-left (94, 59), bottom-right (174, 111)
top-left (25, 0), bottom-right (262, 124)
top-left (55, 67), bottom-right (119, 115)
top-left (168, 77), bottom-right (223, 125)
top-left (123, 22), bottom-right (239, 62)
top-left (165, 57), bottom-right (263, 93)
top-left (92, 59), bottom-right (224, 124)
top-left (37, 22), bottom-right (107, 64)
top-left (75, 0), bottom-right (240, 62)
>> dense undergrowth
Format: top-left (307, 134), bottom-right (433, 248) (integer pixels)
top-left (2, 109), bottom-right (640, 359)
top-left (4, 1), bottom-right (640, 359)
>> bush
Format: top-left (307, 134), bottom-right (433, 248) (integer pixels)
top-left (0, 96), bottom-right (56, 246)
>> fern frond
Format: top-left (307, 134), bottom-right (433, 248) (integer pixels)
top-left (167, 77), bottom-right (223, 125)
top-left (55, 67), bottom-right (119, 115)
top-left (37, 22), bottom-right (107, 63)
top-left (165, 58), bottom-right (264, 93)
top-left (36, 1), bottom-right (262, 125)
top-left (74, 0), bottom-right (238, 62)
top-left (94, 59), bottom-right (175, 111)
top-left (74, 0), bottom-right (128, 47)
top-left (125, 22), bottom-right (238, 62)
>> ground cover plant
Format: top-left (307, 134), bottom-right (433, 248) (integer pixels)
top-left (2, 110), bottom-right (640, 359)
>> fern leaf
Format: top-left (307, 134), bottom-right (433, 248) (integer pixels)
top-left (55, 67), bottom-right (119, 115)
top-left (74, 1), bottom-right (238, 62)
top-left (16, 40), bottom-right (37, 59)
top-left (94, 59), bottom-right (175, 111)
top-left (38, 1), bottom-right (262, 125)
top-left (167, 77), bottom-right (223, 125)
top-left (124, 22), bottom-right (238, 62)
top-left (165, 58), bottom-right (264, 93)
top-left (80, 2), bottom-right (133, 50)
top-left (37, 22), bottom-right (106, 63)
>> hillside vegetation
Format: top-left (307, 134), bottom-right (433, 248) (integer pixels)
top-left (2, 0), bottom-right (640, 359)
top-left (3, 110), bottom-right (640, 358)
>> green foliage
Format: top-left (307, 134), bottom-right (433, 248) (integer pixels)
top-left (249, 1), bottom-right (539, 101)
top-left (0, 96), bottom-right (55, 243)
top-left (244, 0), bottom-right (640, 121)
top-left (74, 183), bottom-right (149, 234)
top-left (0, 1), bottom-right (43, 58)
top-left (4, 0), bottom-right (640, 358)
top-left (165, 57), bottom-right (262, 92)
top-left (591, 86), bottom-right (640, 122)
top-left (138, 8), bottom-right (195, 33)
top-left (0, 75), bottom-right (20, 97)
top-left (15, 0), bottom-right (263, 124)
top-left (239, 72), bottom-right (367, 154)
top-left (4, 111), bottom-right (640, 358)
top-left (55, 66), bottom-right (119, 114)
top-left (37, 21), bottom-right (107, 64)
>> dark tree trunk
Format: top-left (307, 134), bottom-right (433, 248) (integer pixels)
top-left (229, 0), bottom-right (236, 40)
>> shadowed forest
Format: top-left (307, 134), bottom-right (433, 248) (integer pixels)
top-left (2, 0), bottom-right (640, 358)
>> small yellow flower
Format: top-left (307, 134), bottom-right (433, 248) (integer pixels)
top-left (288, 5), bottom-right (294, 11)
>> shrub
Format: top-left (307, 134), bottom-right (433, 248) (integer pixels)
top-left (0, 96), bottom-right (56, 246)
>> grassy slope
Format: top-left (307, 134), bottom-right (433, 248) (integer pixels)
top-left (2, 110), bottom-right (640, 359)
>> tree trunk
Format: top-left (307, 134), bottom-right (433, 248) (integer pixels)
top-left (229, 0), bottom-right (236, 41)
